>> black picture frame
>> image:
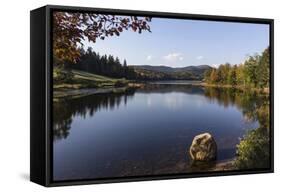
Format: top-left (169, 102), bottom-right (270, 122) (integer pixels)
top-left (30, 4), bottom-right (274, 187)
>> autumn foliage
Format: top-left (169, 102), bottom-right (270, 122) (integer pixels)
top-left (53, 12), bottom-right (152, 64)
top-left (204, 47), bottom-right (270, 89)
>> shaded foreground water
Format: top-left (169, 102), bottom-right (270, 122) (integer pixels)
top-left (53, 83), bottom-right (267, 181)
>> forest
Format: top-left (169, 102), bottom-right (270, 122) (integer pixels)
top-left (204, 47), bottom-right (270, 89)
top-left (55, 47), bottom-right (210, 82)
top-left (60, 47), bottom-right (137, 79)
top-left (54, 46), bottom-right (270, 90)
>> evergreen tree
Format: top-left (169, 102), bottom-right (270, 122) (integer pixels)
top-left (66, 49), bottom-right (136, 79)
top-left (123, 59), bottom-right (128, 77)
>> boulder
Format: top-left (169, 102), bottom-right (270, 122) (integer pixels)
top-left (189, 133), bottom-right (217, 161)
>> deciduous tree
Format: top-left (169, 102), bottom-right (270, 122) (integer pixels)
top-left (53, 12), bottom-right (152, 64)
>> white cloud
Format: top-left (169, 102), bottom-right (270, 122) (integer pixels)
top-left (196, 55), bottom-right (204, 60)
top-left (212, 64), bottom-right (220, 68)
top-left (163, 52), bottom-right (183, 62)
top-left (146, 55), bottom-right (152, 61)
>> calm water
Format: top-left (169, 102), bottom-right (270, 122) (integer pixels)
top-left (53, 83), bottom-right (260, 181)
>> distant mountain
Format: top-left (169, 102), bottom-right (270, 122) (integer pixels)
top-left (130, 65), bottom-right (212, 80)
top-left (179, 65), bottom-right (212, 71)
top-left (132, 65), bottom-right (174, 73)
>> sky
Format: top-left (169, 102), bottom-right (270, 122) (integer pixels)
top-left (83, 16), bottom-right (269, 68)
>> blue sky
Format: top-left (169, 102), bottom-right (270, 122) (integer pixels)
top-left (84, 17), bottom-right (269, 68)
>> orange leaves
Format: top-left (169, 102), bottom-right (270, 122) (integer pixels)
top-left (53, 11), bottom-right (152, 64)
top-left (118, 27), bottom-right (123, 32)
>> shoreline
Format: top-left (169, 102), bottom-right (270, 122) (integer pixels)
top-left (212, 158), bottom-right (236, 171)
top-left (53, 82), bottom-right (144, 101)
top-left (53, 87), bottom-right (129, 101)
top-left (146, 80), bottom-right (269, 94)
top-left (194, 82), bottom-right (269, 94)
top-left (53, 80), bottom-right (269, 101)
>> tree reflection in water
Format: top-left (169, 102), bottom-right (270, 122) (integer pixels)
top-left (203, 86), bottom-right (270, 169)
top-left (53, 88), bottom-right (136, 141)
top-left (52, 84), bottom-right (270, 169)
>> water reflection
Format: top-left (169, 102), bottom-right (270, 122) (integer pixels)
top-left (53, 85), bottom-right (268, 141)
top-left (53, 88), bottom-right (136, 141)
top-left (52, 84), bottom-right (270, 180)
top-left (204, 87), bottom-right (269, 129)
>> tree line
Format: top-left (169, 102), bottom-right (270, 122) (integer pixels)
top-left (63, 47), bottom-right (137, 79)
top-left (204, 47), bottom-right (270, 89)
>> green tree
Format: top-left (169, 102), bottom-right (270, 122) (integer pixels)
top-left (221, 63), bottom-right (231, 84)
top-left (244, 55), bottom-right (259, 87)
top-left (202, 47), bottom-right (270, 89)
top-left (236, 64), bottom-right (245, 86)
top-left (123, 59), bottom-right (128, 77)
top-left (235, 128), bottom-right (270, 169)
top-left (216, 66), bottom-right (223, 83)
top-left (228, 65), bottom-right (238, 85)
top-left (257, 47), bottom-right (270, 88)
top-left (204, 69), bottom-right (212, 83)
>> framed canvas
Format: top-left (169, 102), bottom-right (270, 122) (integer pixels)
top-left (30, 5), bottom-right (274, 187)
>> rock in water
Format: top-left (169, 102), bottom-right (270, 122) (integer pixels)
top-left (189, 133), bottom-right (217, 161)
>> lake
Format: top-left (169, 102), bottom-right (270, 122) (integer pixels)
top-left (53, 83), bottom-right (261, 181)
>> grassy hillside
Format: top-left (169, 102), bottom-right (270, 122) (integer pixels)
top-left (53, 69), bottom-right (128, 91)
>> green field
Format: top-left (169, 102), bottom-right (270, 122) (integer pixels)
top-left (53, 69), bottom-right (128, 91)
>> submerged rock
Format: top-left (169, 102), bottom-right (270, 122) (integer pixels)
top-left (189, 133), bottom-right (217, 161)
